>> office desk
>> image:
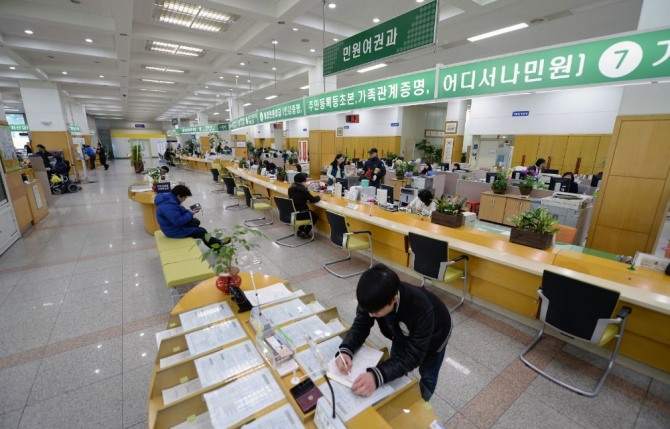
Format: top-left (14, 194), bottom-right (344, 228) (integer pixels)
top-left (147, 273), bottom-right (438, 429)
top-left (227, 165), bottom-right (670, 373)
top-left (127, 185), bottom-right (159, 235)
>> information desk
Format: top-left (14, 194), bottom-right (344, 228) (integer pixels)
top-left (226, 165), bottom-right (670, 374)
top-left (147, 273), bottom-right (438, 429)
top-left (127, 184), bottom-right (159, 235)
top-left (175, 156), bottom-right (212, 172)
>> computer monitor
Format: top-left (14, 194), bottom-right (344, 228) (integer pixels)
top-left (379, 184), bottom-right (394, 204)
top-left (485, 172), bottom-right (499, 184)
top-left (549, 177), bottom-right (571, 192)
top-left (438, 163), bottom-right (450, 171)
top-left (335, 177), bottom-right (348, 190)
top-left (590, 175), bottom-right (602, 187)
top-left (347, 176), bottom-right (360, 189)
top-left (544, 169), bottom-right (560, 174)
top-left (383, 158), bottom-right (393, 167)
top-left (356, 161), bottom-right (365, 169)
top-left (511, 171), bottom-right (526, 180)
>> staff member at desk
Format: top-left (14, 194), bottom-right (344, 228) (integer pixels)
top-left (362, 148), bottom-right (386, 188)
top-left (326, 154), bottom-right (346, 186)
top-left (406, 189), bottom-right (437, 216)
top-left (288, 173), bottom-right (321, 239)
top-left (336, 264), bottom-right (452, 401)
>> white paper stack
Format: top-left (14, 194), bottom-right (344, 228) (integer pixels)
top-left (155, 325), bottom-right (184, 346)
top-left (260, 298), bottom-right (324, 327)
top-left (185, 319), bottom-right (246, 356)
top-left (194, 341), bottom-right (263, 388)
top-left (241, 404), bottom-right (305, 429)
top-left (171, 412), bottom-right (213, 429)
top-left (243, 283), bottom-right (293, 306)
top-left (179, 302), bottom-right (234, 332)
top-left (326, 344), bottom-right (383, 389)
top-left (162, 378), bottom-right (203, 406)
top-left (276, 315), bottom-right (334, 349)
top-left (295, 336), bottom-right (343, 380)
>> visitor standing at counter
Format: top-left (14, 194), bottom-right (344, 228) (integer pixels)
top-left (362, 148), bottom-right (386, 188)
top-left (36, 144), bottom-right (52, 171)
top-left (336, 264), bottom-right (452, 401)
top-left (326, 154), bottom-right (346, 185)
top-left (288, 173), bottom-right (320, 239)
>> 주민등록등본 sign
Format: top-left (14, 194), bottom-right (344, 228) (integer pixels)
top-left (305, 70), bottom-right (436, 115)
top-left (438, 28), bottom-right (670, 98)
top-left (322, 0), bottom-right (437, 76)
top-left (172, 124), bottom-right (229, 134)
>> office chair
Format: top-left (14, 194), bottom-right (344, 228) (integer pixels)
top-left (222, 176), bottom-right (246, 210)
top-left (239, 185), bottom-right (273, 227)
top-left (520, 270), bottom-right (632, 397)
top-left (407, 232), bottom-right (469, 311)
top-left (323, 211), bottom-right (373, 278)
top-left (273, 196), bottom-right (314, 247)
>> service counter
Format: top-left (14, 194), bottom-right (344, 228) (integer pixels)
top-left (127, 184), bottom-right (159, 235)
top-left (175, 156), bottom-right (212, 172)
top-left (226, 164), bottom-right (670, 373)
top-left (147, 273), bottom-right (437, 429)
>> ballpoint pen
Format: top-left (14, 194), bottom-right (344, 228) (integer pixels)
top-left (338, 353), bottom-right (350, 374)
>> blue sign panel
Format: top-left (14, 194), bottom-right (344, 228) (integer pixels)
top-left (135, 123), bottom-right (146, 128)
top-left (391, 122), bottom-right (400, 127)
top-left (512, 111), bottom-right (529, 117)
top-left (343, 126), bottom-right (350, 130)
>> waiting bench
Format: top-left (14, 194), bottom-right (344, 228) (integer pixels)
top-left (154, 231), bottom-right (215, 303)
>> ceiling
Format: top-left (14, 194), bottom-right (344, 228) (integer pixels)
top-left (0, 0), bottom-right (645, 123)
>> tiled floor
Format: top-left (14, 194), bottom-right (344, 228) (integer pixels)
top-left (0, 160), bottom-right (668, 429)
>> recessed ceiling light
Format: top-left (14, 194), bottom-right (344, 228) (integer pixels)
top-left (243, 102), bottom-right (252, 107)
top-left (9, 66), bottom-right (15, 70)
top-left (272, 39), bottom-right (278, 45)
top-left (225, 108), bottom-right (230, 112)
top-left (240, 62), bottom-right (245, 66)
top-left (219, 76), bottom-right (223, 79)
top-left (272, 67), bottom-right (277, 71)
top-left (99, 75), bottom-right (104, 78)
top-left (247, 79), bottom-right (251, 83)
top-left (300, 85), bottom-right (309, 89)
top-left (467, 23), bottom-right (529, 42)
top-left (328, 3), bottom-right (337, 8)
top-left (292, 27), bottom-right (298, 31)
top-left (235, 75), bottom-right (239, 78)
top-left (265, 95), bottom-right (277, 100)
top-left (85, 38), bottom-right (93, 43)
top-left (205, 85), bottom-right (209, 88)
top-left (357, 63), bottom-right (387, 73)
top-left (333, 38), bottom-right (339, 42)
top-left (372, 18), bottom-right (380, 23)
top-left (416, 0), bottom-right (425, 3)
top-left (62, 71), bottom-right (68, 75)
top-left (25, 30), bottom-right (34, 35)
top-left (310, 48), bottom-right (316, 53)
top-left (212, 112), bottom-right (220, 115)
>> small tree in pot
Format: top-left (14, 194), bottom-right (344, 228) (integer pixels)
top-left (130, 144), bottom-right (144, 173)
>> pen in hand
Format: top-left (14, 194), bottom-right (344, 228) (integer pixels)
top-left (339, 353), bottom-right (351, 375)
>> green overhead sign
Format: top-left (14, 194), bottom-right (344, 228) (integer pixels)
top-left (231, 100), bottom-right (305, 130)
top-left (305, 70), bottom-right (436, 115)
top-left (438, 27), bottom-right (670, 98)
top-left (323, 0), bottom-right (437, 76)
top-left (171, 123), bottom-right (229, 134)
top-left (68, 125), bottom-right (80, 133)
top-left (9, 124), bottom-right (29, 132)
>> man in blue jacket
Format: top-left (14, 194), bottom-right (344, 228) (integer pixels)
top-left (155, 185), bottom-right (224, 248)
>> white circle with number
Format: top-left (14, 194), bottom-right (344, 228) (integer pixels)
top-left (598, 41), bottom-right (643, 78)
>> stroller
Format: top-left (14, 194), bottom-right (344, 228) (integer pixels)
top-left (49, 157), bottom-right (79, 194)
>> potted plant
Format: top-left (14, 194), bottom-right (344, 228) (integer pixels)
top-left (394, 160), bottom-right (418, 180)
top-left (491, 170), bottom-right (509, 194)
top-left (277, 167), bottom-right (287, 182)
top-left (431, 195), bottom-right (467, 228)
top-left (386, 151), bottom-right (398, 161)
top-left (144, 167), bottom-right (162, 191)
top-left (507, 207), bottom-right (559, 250)
top-left (200, 225), bottom-right (265, 293)
top-left (209, 132), bottom-right (223, 154)
top-left (517, 169), bottom-right (538, 196)
top-left (130, 144), bottom-right (144, 173)
top-left (415, 139), bottom-right (442, 164)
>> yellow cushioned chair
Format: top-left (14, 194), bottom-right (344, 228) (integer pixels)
top-left (323, 211), bottom-right (373, 278)
top-left (240, 185), bottom-right (273, 227)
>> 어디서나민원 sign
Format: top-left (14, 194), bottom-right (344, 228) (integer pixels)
top-left (438, 28), bottom-right (670, 98)
top-left (305, 70), bottom-right (436, 116)
top-left (322, 0), bottom-right (437, 76)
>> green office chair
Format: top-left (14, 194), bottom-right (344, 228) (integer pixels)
top-left (240, 185), bottom-right (273, 227)
top-left (520, 270), bottom-right (632, 397)
top-left (323, 211), bottom-right (373, 278)
top-left (273, 196), bottom-right (314, 247)
top-left (408, 232), bottom-right (469, 311)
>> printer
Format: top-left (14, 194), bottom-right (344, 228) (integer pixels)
top-left (411, 176), bottom-right (434, 190)
top-left (540, 192), bottom-right (595, 245)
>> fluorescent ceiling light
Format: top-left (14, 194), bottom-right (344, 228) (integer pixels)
top-left (300, 85), bottom-right (309, 89)
top-left (9, 66), bottom-right (16, 70)
top-left (243, 102), bottom-right (252, 107)
top-left (292, 27), bottom-right (298, 31)
top-left (25, 30), bottom-right (33, 34)
top-left (333, 38), bottom-right (339, 42)
top-left (141, 78), bottom-right (175, 84)
top-left (85, 38), bottom-right (93, 43)
top-left (144, 65), bottom-right (185, 73)
top-left (225, 108), bottom-right (230, 111)
top-left (357, 63), bottom-right (387, 73)
top-left (212, 112), bottom-right (220, 115)
top-left (140, 88), bottom-right (168, 92)
top-left (467, 23), bottom-right (528, 42)
top-left (328, 3), bottom-right (337, 8)
top-left (265, 95), bottom-right (277, 100)
top-left (152, 0), bottom-right (240, 33)
top-left (310, 48), bottom-right (316, 53)
top-left (99, 75), bottom-right (104, 78)
top-left (62, 71), bottom-right (68, 75)
top-left (147, 40), bottom-right (204, 57)
top-left (372, 18), bottom-right (380, 23)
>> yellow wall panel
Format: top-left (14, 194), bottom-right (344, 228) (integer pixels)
top-left (548, 136), bottom-right (568, 170)
top-left (597, 176), bottom-right (664, 232)
top-left (610, 119), bottom-right (670, 179)
top-left (514, 135), bottom-right (539, 166)
top-left (594, 135), bottom-right (611, 173)
top-left (537, 135), bottom-right (554, 160)
top-left (590, 225), bottom-right (649, 256)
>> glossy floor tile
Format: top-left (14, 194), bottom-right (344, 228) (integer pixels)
top-left (0, 160), bottom-right (667, 429)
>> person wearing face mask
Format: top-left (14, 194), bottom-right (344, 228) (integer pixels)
top-left (361, 148), bottom-right (386, 188)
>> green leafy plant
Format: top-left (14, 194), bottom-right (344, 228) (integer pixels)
top-left (436, 195), bottom-right (467, 215)
top-left (393, 160), bottom-right (418, 178)
top-left (415, 139), bottom-right (442, 164)
top-left (200, 225), bottom-right (265, 275)
top-left (246, 141), bottom-right (255, 155)
top-left (209, 132), bottom-right (223, 153)
top-left (491, 170), bottom-right (509, 193)
top-left (144, 167), bottom-right (162, 183)
top-left (519, 169), bottom-right (539, 188)
top-left (130, 145), bottom-right (143, 164)
top-left (507, 207), bottom-right (560, 235)
top-left (386, 151), bottom-right (398, 160)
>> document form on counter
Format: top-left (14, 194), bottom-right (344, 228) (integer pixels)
top-left (179, 302), bottom-right (234, 331)
top-left (159, 350), bottom-right (192, 369)
top-left (295, 336), bottom-right (343, 380)
top-left (326, 344), bottom-right (383, 389)
top-left (204, 368), bottom-right (284, 429)
top-left (162, 378), bottom-right (203, 406)
top-left (243, 282), bottom-right (294, 306)
top-left (171, 412), bottom-right (213, 429)
top-left (155, 325), bottom-right (184, 346)
top-left (260, 298), bottom-right (325, 326)
top-left (276, 315), bottom-right (334, 349)
top-left (194, 340), bottom-right (264, 388)
top-left (185, 319), bottom-right (246, 356)
top-left (241, 403), bottom-right (305, 429)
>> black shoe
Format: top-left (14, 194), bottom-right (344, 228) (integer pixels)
top-left (104, 165), bottom-right (109, 170)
